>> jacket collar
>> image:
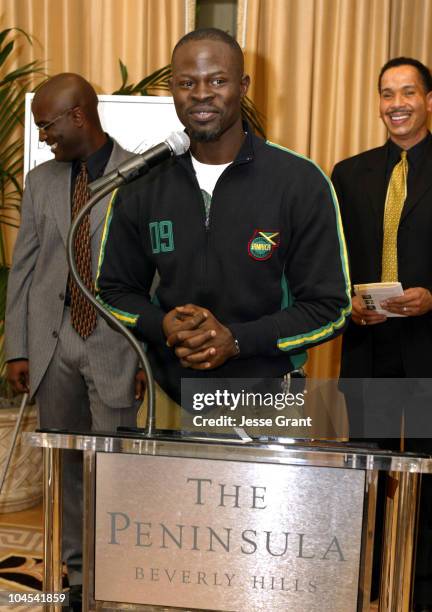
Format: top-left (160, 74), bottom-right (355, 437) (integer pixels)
top-left (361, 143), bottom-right (388, 235)
top-left (89, 139), bottom-right (131, 235)
top-left (53, 139), bottom-right (130, 245)
top-left (177, 121), bottom-right (257, 172)
top-left (401, 134), bottom-right (432, 221)
top-left (360, 135), bottom-right (432, 231)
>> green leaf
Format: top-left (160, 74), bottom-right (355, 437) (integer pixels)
top-left (113, 62), bottom-right (172, 96)
top-left (0, 41), bottom-right (14, 68)
top-left (0, 61), bottom-right (44, 87)
top-left (114, 84), bottom-right (134, 95)
top-left (119, 59), bottom-right (128, 89)
top-left (0, 29), bottom-right (12, 48)
top-left (134, 65), bottom-right (172, 92)
top-left (0, 27), bottom-right (32, 47)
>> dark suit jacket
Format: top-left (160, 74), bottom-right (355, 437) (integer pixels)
top-left (332, 138), bottom-right (432, 378)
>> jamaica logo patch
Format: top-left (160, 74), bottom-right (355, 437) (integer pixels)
top-left (248, 230), bottom-right (280, 261)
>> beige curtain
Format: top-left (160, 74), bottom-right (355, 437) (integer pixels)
top-left (1, 0), bottom-right (189, 93)
top-left (239, 0), bottom-right (432, 377)
top-left (390, 0), bottom-right (432, 59)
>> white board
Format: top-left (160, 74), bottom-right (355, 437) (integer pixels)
top-left (24, 93), bottom-right (183, 179)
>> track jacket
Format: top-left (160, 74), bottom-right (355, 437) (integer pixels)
top-left (97, 129), bottom-right (351, 402)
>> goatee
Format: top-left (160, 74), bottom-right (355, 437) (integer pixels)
top-left (188, 126), bottom-right (221, 143)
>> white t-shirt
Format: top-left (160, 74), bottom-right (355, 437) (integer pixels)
top-left (191, 155), bottom-right (231, 196)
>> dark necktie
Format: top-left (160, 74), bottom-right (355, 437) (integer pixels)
top-left (69, 162), bottom-right (97, 338)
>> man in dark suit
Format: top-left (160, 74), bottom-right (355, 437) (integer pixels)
top-left (332, 57), bottom-right (432, 610)
top-left (5, 74), bottom-right (144, 601)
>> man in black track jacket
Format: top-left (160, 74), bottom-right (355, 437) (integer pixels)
top-left (97, 27), bottom-right (351, 404)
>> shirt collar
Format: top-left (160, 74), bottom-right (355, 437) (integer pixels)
top-left (179, 121), bottom-right (256, 167)
top-left (234, 121), bottom-right (255, 163)
top-left (388, 131), bottom-right (431, 169)
top-left (73, 134), bottom-right (113, 181)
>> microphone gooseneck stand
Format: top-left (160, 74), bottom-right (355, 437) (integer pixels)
top-left (66, 182), bottom-right (253, 445)
top-left (67, 137), bottom-right (251, 445)
top-left (67, 177), bottom-right (288, 445)
top-left (66, 179), bottom-right (156, 437)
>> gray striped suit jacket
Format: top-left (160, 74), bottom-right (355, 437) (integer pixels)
top-left (5, 140), bottom-right (139, 408)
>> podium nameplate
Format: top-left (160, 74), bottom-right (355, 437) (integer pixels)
top-left (95, 454), bottom-right (365, 611)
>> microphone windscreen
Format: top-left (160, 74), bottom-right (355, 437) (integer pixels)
top-left (166, 131), bottom-right (190, 156)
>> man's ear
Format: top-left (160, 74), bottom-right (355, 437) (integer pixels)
top-left (426, 90), bottom-right (432, 114)
top-left (71, 106), bottom-right (85, 127)
top-left (240, 74), bottom-right (250, 98)
top-left (168, 77), bottom-right (174, 94)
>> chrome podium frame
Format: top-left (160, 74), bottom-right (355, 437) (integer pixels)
top-left (25, 432), bottom-right (432, 612)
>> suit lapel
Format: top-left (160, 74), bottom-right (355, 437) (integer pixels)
top-left (52, 162), bottom-right (72, 246)
top-left (362, 144), bottom-right (388, 238)
top-left (401, 139), bottom-right (432, 221)
top-left (51, 141), bottom-right (132, 244)
top-left (89, 140), bottom-right (132, 236)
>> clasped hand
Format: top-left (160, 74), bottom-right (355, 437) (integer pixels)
top-left (162, 304), bottom-right (237, 370)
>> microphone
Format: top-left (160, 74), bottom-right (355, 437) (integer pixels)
top-left (88, 131), bottom-right (190, 194)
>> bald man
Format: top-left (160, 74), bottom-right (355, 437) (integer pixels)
top-left (5, 74), bottom-right (143, 595)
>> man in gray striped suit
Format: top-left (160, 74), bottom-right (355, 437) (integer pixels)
top-left (5, 74), bottom-right (144, 595)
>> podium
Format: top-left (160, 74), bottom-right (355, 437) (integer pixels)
top-left (24, 431), bottom-right (432, 612)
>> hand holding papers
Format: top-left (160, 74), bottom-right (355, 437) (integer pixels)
top-left (354, 282), bottom-right (406, 317)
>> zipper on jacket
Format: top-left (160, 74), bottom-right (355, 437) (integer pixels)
top-left (179, 154), bottom-right (253, 299)
top-left (202, 157), bottom-right (253, 297)
top-left (205, 156), bottom-right (252, 232)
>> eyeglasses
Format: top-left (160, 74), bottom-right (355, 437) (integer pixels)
top-left (36, 107), bottom-right (75, 133)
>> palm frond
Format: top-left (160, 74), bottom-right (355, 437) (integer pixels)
top-left (0, 28), bottom-right (44, 270)
top-left (0, 40), bottom-right (14, 68)
top-left (133, 65), bottom-right (172, 94)
top-left (113, 63), bottom-right (171, 96)
top-left (119, 59), bottom-right (128, 89)
top-left (0, 27), bottom-right (31, 50)
top-left (0, 61), bottom-right (44, 87)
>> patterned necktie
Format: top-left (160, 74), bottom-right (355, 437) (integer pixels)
top-left (381, 150), bottom-right (408, 282)
top-left (69, 162), bottom-right (97, 338)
